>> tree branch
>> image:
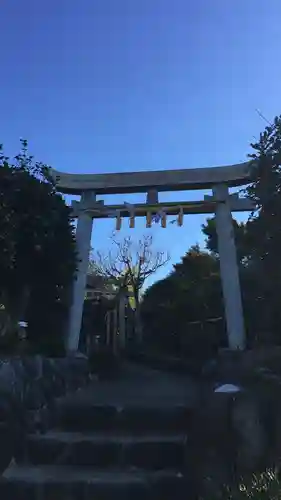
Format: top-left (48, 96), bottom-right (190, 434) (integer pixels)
top-left (90, 235), bottom-right (170, 295)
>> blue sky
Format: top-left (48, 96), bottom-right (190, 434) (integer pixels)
top-left (1, 0), bottom-right (280, 287)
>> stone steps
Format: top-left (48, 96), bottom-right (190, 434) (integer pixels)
top-left (58, 403), bottom-right (192, 432)
top-left (1, 464), bottom-right (186, 499)
top-left (0, 388), bottom-right (192, 498)
top-left (24, 430), bottom-right (188, 469)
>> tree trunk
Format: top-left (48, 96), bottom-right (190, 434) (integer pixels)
top-left (134, 298), bottom-right (143, 345)
top-left (118, 292), bottom-right (126, 350)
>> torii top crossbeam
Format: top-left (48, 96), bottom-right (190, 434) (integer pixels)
top-left (50, 161), bottom-right (251, 195)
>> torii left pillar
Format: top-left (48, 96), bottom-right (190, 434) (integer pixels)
top-left (66, 191), bottom-right (95, 352)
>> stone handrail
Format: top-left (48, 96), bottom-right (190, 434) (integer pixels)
top-left (0, 354), bottom-right (92, 473)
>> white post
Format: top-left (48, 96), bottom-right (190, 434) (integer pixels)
top-left (66, 191), bottom-right (95, 352)
top-left (113, 307), bottom-right (118, 355)
top-left (212, 184), bottom-right (245, 350)
top-left (118, 292), bottom-right (126, 350)
top-left (106, 311), bottom-right (111, 347)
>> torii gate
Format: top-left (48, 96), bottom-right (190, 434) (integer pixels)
top-left (50, 162), bottom-right (254, 353)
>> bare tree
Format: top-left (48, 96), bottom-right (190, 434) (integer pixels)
top-left (91, 234), bottom-right (170, 343)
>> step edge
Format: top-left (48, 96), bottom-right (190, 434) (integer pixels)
top-left (27, 431), bottom-right (188, 445)
top-left (2, 464), bottom-right (185, 484)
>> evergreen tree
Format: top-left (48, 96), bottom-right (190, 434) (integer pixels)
top-left (0, 140), bottom-right (77, 354)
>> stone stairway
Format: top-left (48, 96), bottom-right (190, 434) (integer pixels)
top-left (0, 366), bottom-right (195, 499)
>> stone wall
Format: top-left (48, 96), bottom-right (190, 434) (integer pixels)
top-left (0, 354), bottom-right (91, 473)
top-left (190, 348), bottom-right (281, 497)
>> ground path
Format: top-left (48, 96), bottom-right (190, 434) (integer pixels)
top-left (61, 361), bottom-right (201, 409)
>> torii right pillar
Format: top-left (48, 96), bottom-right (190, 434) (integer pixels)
top-left (212, 184), bottom-right (246, 350)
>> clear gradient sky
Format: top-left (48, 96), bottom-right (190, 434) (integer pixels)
top-left (1, 0), bottom-right (280, 286)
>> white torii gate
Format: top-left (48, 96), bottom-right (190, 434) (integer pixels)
top-left (50, 161), bottom-right (254, 353)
